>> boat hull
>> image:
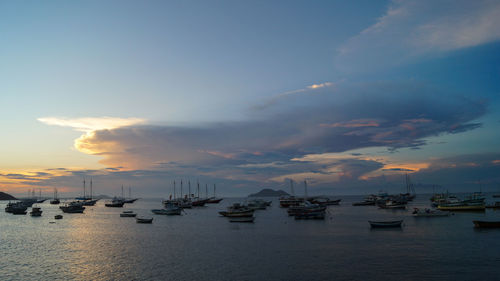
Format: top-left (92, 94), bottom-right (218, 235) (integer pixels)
top-left (369, 220), bottom-right (403, 228)
top-left (473, 220), bottom-right (500, 228)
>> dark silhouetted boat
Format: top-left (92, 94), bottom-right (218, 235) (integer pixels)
top-left (60, 201), bottom-right (85, 213)
top-left (105, 197), bottom-right (125, 207)
top-left (473, 220), bottom-right (500, 228)
top-left (30, 206), bottom-right (43, 216)
top-left (120, 210), bottom-right (137, 217)
top-left (50, 188), bottom-right (60, 205)
top-left (55, 214), bottom-right (63, 219)
top-left (368, 220), bottom-right (403, 228)
top-left (136, 217), bottom-right (153, 223)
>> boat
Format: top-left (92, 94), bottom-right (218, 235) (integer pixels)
top-left (120, 211), bottom-right (137, 217)
top-left (294, 211), bottom-right (325, 220)
top-left (473, 220), bottom-right (500, 228)
top-left (287, 201), bottom-right (326, 216)
top-left (352, 201), bottom-right (376, 206)
top-left (486, 202), bottom-right (500, 209)
top-left (219, 203), bottom-right (254, 217)
top-left (412, 208), bottom-right (450, 217)
top-left (30, 206), bottom-right (43, 217)
top-left (50, 188), bottom-right (60, 205)
top-left (54, 214), bottom-right (63, 219)
top-left (309, 197), bottom-right (341, 206)
top-left (136, 217), bottom-right (153, 224)
top-left (206, 184), bottom-right (223, 204)
top-left (368, 220), bottom-right (403, 228)
top-left (5, 202), bottom-right (27, 213)
top-left (279, 180), bottom-right (305, 207)
top-left (105, 197), bottom-right (125, 207)
top-left (59, 201), bottom-right (85, 213)
top-left (229, 216), bottom-right (255, 223)
top-left (81, 199), bottom-right (98, 206)
top-left (152, 202), bottom-right (183, 215)
top-left (378, 200), bottom-right (406, 209)
top-left (247, 199), bottom-right (269, 210)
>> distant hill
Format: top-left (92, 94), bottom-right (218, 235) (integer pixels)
top-left (249, 189), bottom-right (289, 197)
top-left (0, 191), bottom-right (17, 200)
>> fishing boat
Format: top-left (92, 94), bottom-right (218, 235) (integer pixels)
top-left (11, 203), bottom-right (28, 215)
top-left (473, 220), bottom-right (500, 228)
top-left (310, 197), bottom-right (342, 206)
top-left (219, 203), bottom-right (254, 217)
top-left (30, 206), bottom-right (43, 216)
top-left (54, 214), bottom-right (63, 219)
top-left (368, 220), bottom-right (403, 228)
top-left (152, 202), bottom-right (182, 215)
top-left (136, 217), bottom-right (153, 224)
top-left (287, 201), bottom-right (326, 216)
top-left (60, 201), bottom-right (85, 213)
top-left (378, 200), bottom-right (406, 209)
top-left (120, 210), bottom-right (137, 217)
top-left (412, 208), bottom-right (450, 217)
top-left (5, 202), bottom-right (26, 213)
top-left (229, 216), bottom-right (255, 223)
top-left (279, 180), bottom-right (304, 207)
top-left (105, 197), bottom-right (125, 207)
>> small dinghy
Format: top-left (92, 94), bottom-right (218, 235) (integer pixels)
top-left (368, 220), bottom-right (403, 228)
top-left (136, 217), bottom-right (153, 224)
top-left (54, 214), bottom-right (63, 219)
top-left (120, 211), bottom-right (137, 217)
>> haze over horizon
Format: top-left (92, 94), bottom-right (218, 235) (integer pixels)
top-left (1, 0), bottom-right (500, 197)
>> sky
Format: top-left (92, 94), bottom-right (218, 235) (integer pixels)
top-left (1, 0), bottom-right (499, 198)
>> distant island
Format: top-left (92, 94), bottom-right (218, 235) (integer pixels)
top-left (0, 191), bottom-right (17, 200)
top-left (248, 189), bottom-right (289, 197)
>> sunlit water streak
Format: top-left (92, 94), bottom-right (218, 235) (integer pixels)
top-left (1, 195), bottom-right (500, 281)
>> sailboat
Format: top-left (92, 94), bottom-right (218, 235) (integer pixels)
top-left (81, 178), bottom-right (98, 206)
top-left (123, 186), bottom-right (139, 203)
top-left (191, 181), bottom-right (207, 207)
top-left (279, 179), bottom-right (304, 207)
top-left (206, 184), bottom-right (223, 204)
top-left (50, 188), bottom-right (60, 204)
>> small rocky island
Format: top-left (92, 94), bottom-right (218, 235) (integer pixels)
top-left (0, 191), bottom-right (17, 200)
top-left (248, 188), bottom-right (289, 197)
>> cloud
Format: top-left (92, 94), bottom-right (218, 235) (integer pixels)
top-left (335, 0), bottom-right (500, 72)
top-left (64, 82), bottom-right (485, 186)
top-left (38, 116), bottom-right (146, 133)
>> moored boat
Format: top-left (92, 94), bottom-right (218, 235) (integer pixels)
top-left (60, 201), bottom-right (85, 213)
top-left (54, 214), bottom-right (63, 219)
top-left (369, 220), bottom-right (403, 228)
top-left (136, 217), bottom-right (153, 224)
top-left (120, 211), bottom-right (137, 217)
top-left (105, 197), bottom-right (125, 207)
top-left (294, 211), bottom-right (325, 220)
top-left (473, 220), bottom-right (500, 228)
top-left (412, 208), bottom-right (450, 217)
top-left (30, 206), bottom-right (43, 216)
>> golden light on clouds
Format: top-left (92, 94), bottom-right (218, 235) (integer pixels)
top-left (38, 116), bottom-right (145, 133)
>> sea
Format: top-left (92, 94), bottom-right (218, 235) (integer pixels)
top-left (1, 195), bottom-right (500, 281)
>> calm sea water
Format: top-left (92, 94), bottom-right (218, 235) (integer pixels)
top-left (1, 195), bottom-right (500, 281)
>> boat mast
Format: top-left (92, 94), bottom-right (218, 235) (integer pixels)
top-left (197, 181), bottom-right (200, 198)
top-left (121, 185), bottom-right (124, 198)
top-left (188, 181), bottom-right (191, 198)
top-left (173, 181), bottom-right (176, 199)
top-left (214, 184), bottom-right (216, 198)
top-left (205, 183), bottom-right (208, 199)
top-left (83, 178), bottom-right (86, 199)
top-left (304, 180), bottom-right (308, 199)
top-left (180, 180), bottom-right (183, 199)
top-left (90, 178), bottom-right (93, 199)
